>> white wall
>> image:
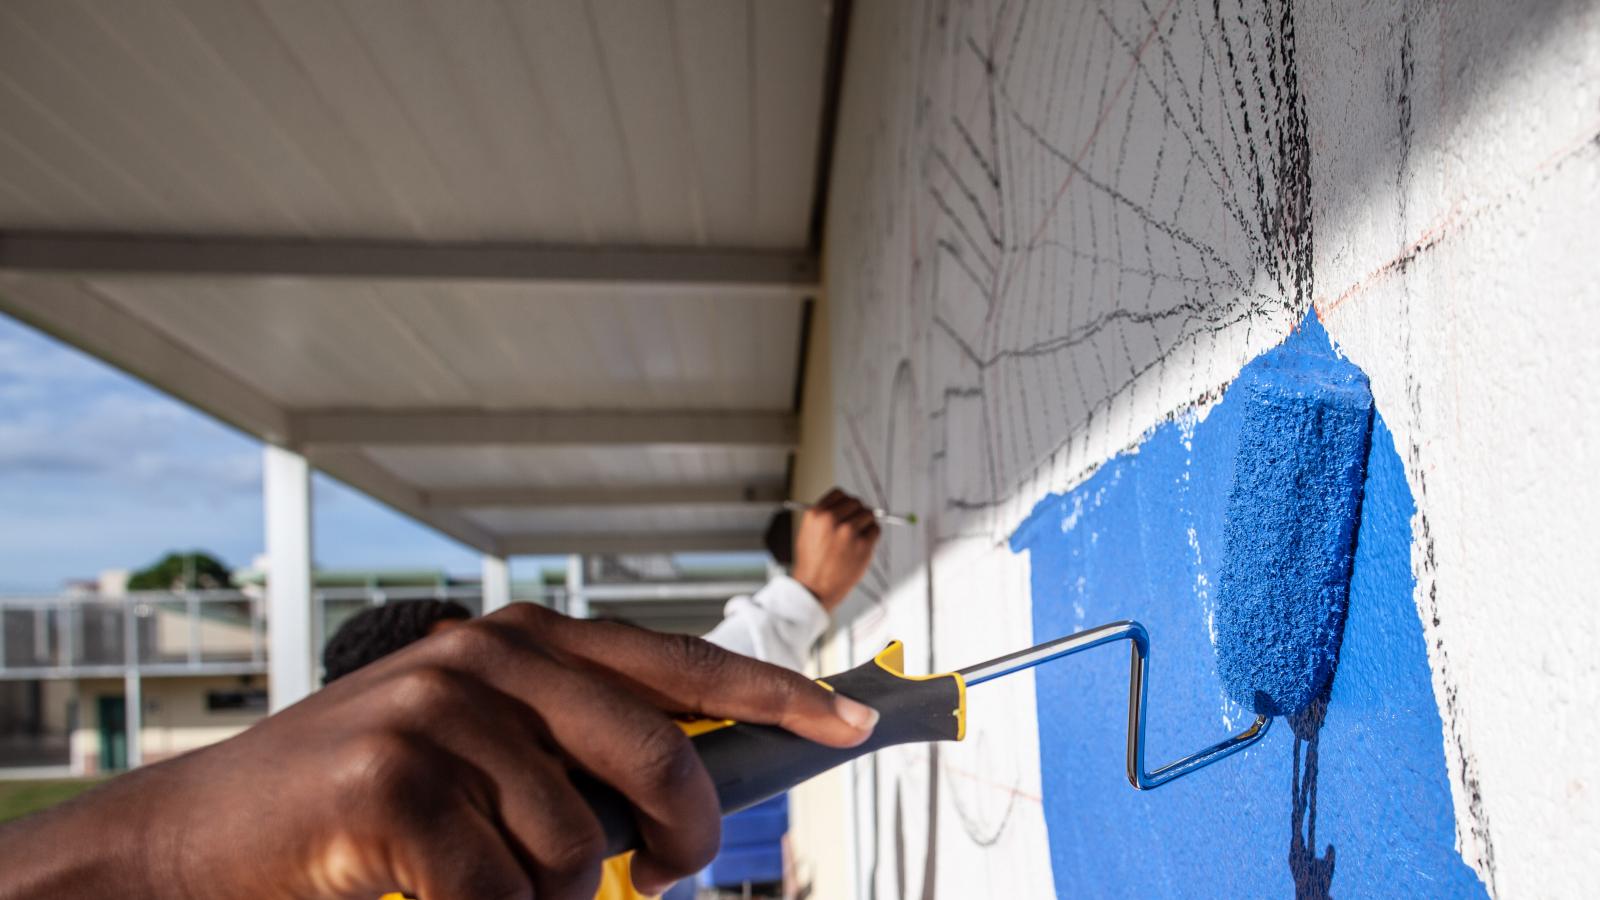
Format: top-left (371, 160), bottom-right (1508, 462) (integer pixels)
top-left (1304, 1), bottom-right (1600, 890)
top-left (813, 1), bottom-right (1598, 897)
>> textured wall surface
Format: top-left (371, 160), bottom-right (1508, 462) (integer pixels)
top-left (814, 0), bottom-right (1599, 897)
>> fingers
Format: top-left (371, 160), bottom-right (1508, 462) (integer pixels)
top-left (813, 487), bottom-right (849, 509)
top-left (860, 520), bottom-right (883, 546)
top-left (628, 850), bottom-right (688, 896)
top-left (394, 798), bottom-right (533, 900)
top-left (842, 505), bottom-right (878, 535)
top-left (532, 616), bottom-right (878, 748)
top-left (423, 621), bottom-right (728, 887)
top-left (408, 608), bottom-right (882, 890)
top-left (354, 738), bottom-right (534, 900)
top-left (382, 669), bottom-right (607, 900)
top-left (811, 488), bottom-right (880, 535)
top-left (516, 658), bottom-right (723, 888)
top-left (829, 495), bottom-right (866, 521)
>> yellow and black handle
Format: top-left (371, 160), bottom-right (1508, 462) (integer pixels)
top-left (578, 641), bottom-right (967, 857)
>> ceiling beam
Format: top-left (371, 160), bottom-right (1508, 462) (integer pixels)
top-left (0, 232), bottom-right (818, 293)
top-left (499, 531), bottom-right (764, 556)
top-left (580, 582), bottom-right (767, 601)
top-left (422, 483), bottom-right (787, 509)
top-left (292, 410), bottom-right (798, 448)
top-left (305, 448), bottom-right (501, 555)
top-left (0, 275), bottom-right (290, 442)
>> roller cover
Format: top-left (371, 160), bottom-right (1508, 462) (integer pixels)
top-left (1214, 320), bottom-right (1374, 717)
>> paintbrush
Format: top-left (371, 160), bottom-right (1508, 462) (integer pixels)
top-left (780, 500), bottom-right (918, 526)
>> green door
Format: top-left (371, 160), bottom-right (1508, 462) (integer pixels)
top-left (97, 696), bottom-right (127, 772)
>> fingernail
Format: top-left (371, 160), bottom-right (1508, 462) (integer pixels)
top-left (833, 695), bottom-right (880, 733)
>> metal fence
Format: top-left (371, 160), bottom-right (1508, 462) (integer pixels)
top-left (0, 587), bottom-right (492, 680)
top-left (0, 576), bottom-right (766, 681)
top-left (0, 590), bottom-right (267, 680)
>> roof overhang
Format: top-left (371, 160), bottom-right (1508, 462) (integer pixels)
top-left (0, 0), bottom-right (852, 558)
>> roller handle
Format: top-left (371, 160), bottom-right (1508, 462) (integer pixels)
top-left (576, 646), bottom-right (965, 857)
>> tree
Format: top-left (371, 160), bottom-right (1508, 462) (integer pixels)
top-left (127, 551), bottom-right (234, 591)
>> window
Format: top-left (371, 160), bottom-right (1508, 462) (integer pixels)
top-left (205, 689), bottom-right (268, 713)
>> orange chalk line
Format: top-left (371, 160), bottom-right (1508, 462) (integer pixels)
top-left (995, 0), bottom-right (1182, 311)
top-left (942, 763), bottom-right (1044, 804)
top-left (1317, 118), bottom-right (1600, 318)
top-left (980, 0), bottom-right (1181, 499)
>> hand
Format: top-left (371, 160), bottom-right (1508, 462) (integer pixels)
top-left (0, 604), bottom-right (879, 900)
top-left (791, 487), bottom-right (883, 612)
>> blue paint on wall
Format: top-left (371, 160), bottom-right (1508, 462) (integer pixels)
top-left (1010, 320), bottom-right (1485, 898)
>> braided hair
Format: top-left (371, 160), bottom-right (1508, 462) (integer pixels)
top-left (321, 599), bottom-right (472, 684)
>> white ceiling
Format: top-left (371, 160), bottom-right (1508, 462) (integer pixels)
top-left (84, 277), bottom-right (804, 411)
top-left (367, 445), bottom-right (790, 489)
top-left (0, 0), bottom-right (841, 556)
top-left (0, 0), bottom-right (828, 246)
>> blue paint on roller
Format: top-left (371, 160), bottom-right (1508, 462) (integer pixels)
top-left (1213, 317), bottom-right (1372, 716)
top-left (1010, 313), bottom-right (1485, 897)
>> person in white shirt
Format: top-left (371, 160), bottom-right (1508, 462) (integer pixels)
top-left (704, 487), bottom-right (881, 673)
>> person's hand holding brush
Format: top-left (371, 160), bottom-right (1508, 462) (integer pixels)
top-left (790, 487), bottom-right (885, 612)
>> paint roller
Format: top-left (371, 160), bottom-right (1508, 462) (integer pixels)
top-left (1212, 331), bottom-right (1373, 716)
top-left (579, 323), bottom-right (1374, 855)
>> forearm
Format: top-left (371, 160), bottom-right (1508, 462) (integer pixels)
top-left (0, 764), bottom-right (186, 899)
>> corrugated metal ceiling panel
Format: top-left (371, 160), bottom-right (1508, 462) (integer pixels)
top-left (462, 505), bottom-right (772, 536)
top-left (85, 277), bottom-right (803, 410)
top-left (365, 445), bottom-right (788, 490)
top-left (0, 0), bottom-right (830, 246)
top-left (0, 0), bottom-right (834, 552)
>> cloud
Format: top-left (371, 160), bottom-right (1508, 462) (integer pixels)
top-left (0, 314), bottom-right (483, 590)
top-left (0, 329), bottom-right (116, 383)
top-left (0, 394), bottom-right (254, 489)
top-left (0, 326), bottom-right (123, 403)
top-left (0, 318), bottom-right (262, 504)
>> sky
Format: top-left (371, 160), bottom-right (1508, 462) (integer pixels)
top-left (0, 313), bottom-right (493, 593)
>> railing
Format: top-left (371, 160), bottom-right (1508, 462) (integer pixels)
top-left (0, 590), bottom-right (269, 680)
top-left (0, 587), bottom-right (490, 680)
top-left (0, 577), bottom-right (766, 681)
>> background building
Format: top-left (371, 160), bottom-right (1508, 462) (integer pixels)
top-left (2, 558), bottom-right (762, 775)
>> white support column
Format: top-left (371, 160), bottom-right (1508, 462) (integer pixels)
top-left (565, 554), bottom-right (588, 620)
top-left (61, 603), bottom-right (75, 670)
top-left (265, 445), bottom-right (314, 713)
top-left (185, 592), bottom-right (201, 668)
top-left (68, 681), bottom-right (86, 776)
top-left (121, 597), bottom-right (142, 769)
top-left (481, 554), bottom-right (511, 614)
top-left (123, 668), bottom-right (142, 769)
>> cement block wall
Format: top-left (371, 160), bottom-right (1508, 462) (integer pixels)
top-left (807, 0), bottom-right (1599, 896)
